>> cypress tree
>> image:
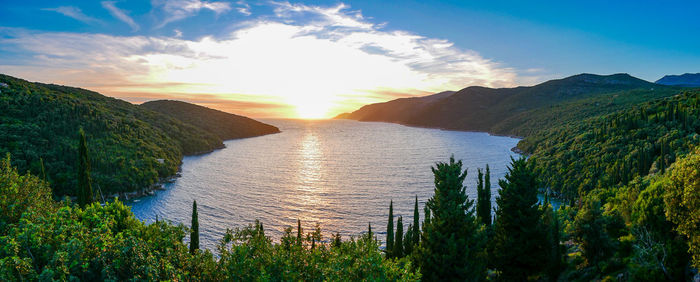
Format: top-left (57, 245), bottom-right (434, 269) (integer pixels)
top-left (418, 156), bottom-right (484, 280)
top-left (483, 165), bottom-right (492, 226)
top-left (404, 224), bottom-right (413, 256)
top-left (77, 128), bottom-right (93, 207)
top-left (386, 200), bottom-right (394, 258)
top-left (412, 196), bottom-right (420, 247)
top-left (492, 157), bottom-right (548, 280)
top-left (297, 219), bottom-right (303, 246)
top-left (367, 222), bottom-right (373, 241)
top-left (548, 207), bottom-right (563, 281)
top-left (189, 200), bottom-right (199, 254)
top-left (394, 216), bottom-right (404, 258)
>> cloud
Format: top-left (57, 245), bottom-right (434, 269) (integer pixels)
top-left (102, 1), bottom-right (140, 31)
top-left (152, 0), bottom-right (232, 28)
top-left (1, 2), bottom-right (520, 118)
top-left (43, 6), bottom-right (102, 24)
top-left (236, 1), bottom-right (252, 16)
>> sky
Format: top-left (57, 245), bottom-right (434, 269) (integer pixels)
top-left (1, 1), bottom-right (698, 118)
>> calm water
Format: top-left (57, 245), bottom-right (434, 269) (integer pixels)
top-left (129, 119), bottom-right (520, 250)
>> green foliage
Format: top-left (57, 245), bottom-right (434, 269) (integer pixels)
top-left (523, 90), bottom-right (700, 200)
top-left (190, 200), bottom-right (199, 254)
top-left (0, 74), bottom-right (224, 196)
top-left (664, 146), bottom-right (700, 268)
top-left (492, 157), bottom-right (548, 280)
top-left (412, 196), bottom-right (420, 247)
top-left (386, 200), bottom-right (394, 258)
top-left (476, 165), bottom-right (492, 226)
top-left (418, 156), bottom-right (485, 281)
top-left (394, 216), bottom-right (404, 258)
top-left (141, 100), bottom-right (279, 140)
top-left (77, 128), bottom-right (93, 207)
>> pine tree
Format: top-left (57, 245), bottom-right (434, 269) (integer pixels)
top-left (77, 128), bottom-right (93, 207)
top-left (386, 200), bottom-right (394, 258)
top-left (394, 216), bottom-right (404, 258)
top-left (412, 196), bottom-right (420, 247)
top-left (190, 200), bottom-right (199, 254)
top-left (418, 156), bottom-right (485, 280)
top-left (492, 157), bottom-right (548, 280)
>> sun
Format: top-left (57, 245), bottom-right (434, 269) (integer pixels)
top-left (294, 101), bottom-right (331, 119)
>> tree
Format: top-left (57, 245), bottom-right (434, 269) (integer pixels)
top-left (190, 200), bottom-right (199, 254)
top-left (386, 200), bottom-right (394, 258)
top-left (412, 196), bottom-right (420, 247)
top-left (77, 128), bottom-right (93, 207)
top-left (394, 216), bottom-right (404, 258)
top-left (297, 219), bottom-right (303, 246)
top-left (664, 147), bottom-right (700, 268)
top-left (418, 156), bottom-right (484, 280)
top-left (492, 157), bottom-right (548, 280)
top-left (571, 198), bottom-right (614, 270)
top-left (476, 166), bottom-right (492, 226)
top-left (404, 224), bottom-right (414, 256)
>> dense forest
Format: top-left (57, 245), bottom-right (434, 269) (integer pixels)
top-left (0, 74), bottom-right (278, 196)
top-left (0, 75), bottom-right (698, 280)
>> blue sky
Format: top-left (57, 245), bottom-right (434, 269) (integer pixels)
top-left (1, 0), bottom-right (698, 118)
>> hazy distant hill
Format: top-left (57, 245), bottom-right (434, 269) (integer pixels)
top-left (339, 73), bottom-right (678, 137)
top-left (141, 100), bottom-right (279, 140)
top-left (656, 73), bottom-right (700, 87)
top-left (335, 91), bottom-right (455, 122)
top-left (0, 74), bottom-right (276, 196)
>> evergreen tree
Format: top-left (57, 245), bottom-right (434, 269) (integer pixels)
top-left (548, 207), bottom-right (564, 281)
top-left (404, 224), bottom-right (414, 256)
top-left (77, 128), bottom-right (93, 207)
top-left (190, 200), bottom-right (199, 254)
top-left (386, 200), bottom-right (394, 258)
top-left (418, 156), bottom-right (485, 280)
top-left (492, 157), bottom-right (548, 280)
top-left (412, 196), bottom-right (420, 247)
top-left (367, 222), bottom-right (373, 241)
top-left (476, 165), bottom-right (492, 227)
top-left (394, 216), bottom-right (404, 258)
top-left (297, 219), bottom-right (303, 246)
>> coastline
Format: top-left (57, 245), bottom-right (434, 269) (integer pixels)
top-left (111, 130), bottom-right (281, 203)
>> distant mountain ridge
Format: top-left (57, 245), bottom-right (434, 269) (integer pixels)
top-left (141, 100), bottom-right (279, 140)
top-left (656, 73), bottom-right (700, 87)
top-left (337, 73), bottom-right (679, 137)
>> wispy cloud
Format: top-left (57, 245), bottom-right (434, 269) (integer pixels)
top-left (102, 1), bottom-right (140, 31)
top-left (43, 6), bottom-right (102, 24)
top-left (236, 0), bottom-right (252, 16)
top-left (1, 2), bottom-right (520, 118)
top-left (152, 0), bottom-right (232, 28)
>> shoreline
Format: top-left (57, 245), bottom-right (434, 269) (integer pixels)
top-left (111, 130), bottom-right (281, 203)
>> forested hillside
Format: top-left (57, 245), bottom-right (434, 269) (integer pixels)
top-left (521, 90), bottom-right (699, 200)
top-left (338, 73), bottom-right (681, 137)
top-left (141, 100), bottom-right (279, 140)
top-left (0, 74), bottom-right (275, 196)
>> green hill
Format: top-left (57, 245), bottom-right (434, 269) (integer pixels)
top-left (141, 100), bottom-right (279, 140)
top-left (0, 74), bottom-right (276, 196)
top-left (339, 73), bottom-right (680, 137)
top-left (521, 89), bottom-right (699, 199)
